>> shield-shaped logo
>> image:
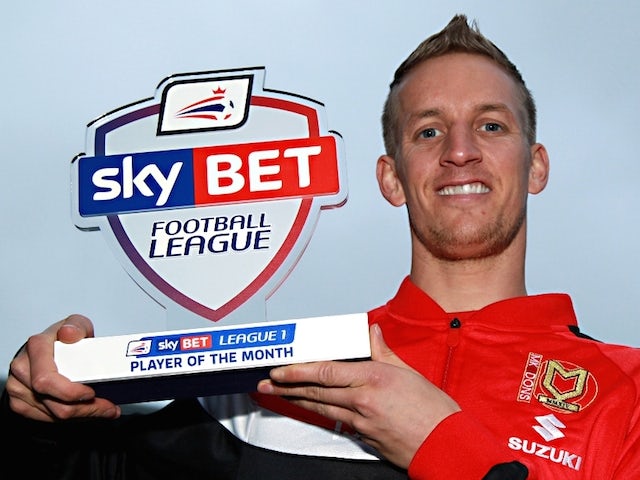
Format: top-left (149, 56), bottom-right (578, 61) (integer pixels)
top-left (71, 67), bottom-right (347, 329)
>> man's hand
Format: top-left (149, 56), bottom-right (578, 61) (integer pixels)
top-left (257, 323), bottom-right (460, 468)
top-left (6, 314), bottom-right (121, 422)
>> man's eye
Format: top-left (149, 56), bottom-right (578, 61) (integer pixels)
top-left (480, 123), bottom-right (502, 132)
top-left (420, 128), bottom-right (441, 138)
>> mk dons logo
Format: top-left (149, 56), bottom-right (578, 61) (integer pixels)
top-left (537, 359), bottom-right (598, 413)
top-left (518, 353), bottom-right (598, 414)
top-left (71, 67), bottom-right (346, 328)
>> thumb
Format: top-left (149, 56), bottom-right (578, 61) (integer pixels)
top-left (369, 323), bottom-right (414, 371)
top-left (56, 314), bottom-right (95, 344)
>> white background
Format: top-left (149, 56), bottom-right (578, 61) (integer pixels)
top-left (2, 1), bottom-right (639, 378)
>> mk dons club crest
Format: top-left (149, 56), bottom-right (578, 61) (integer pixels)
top-left (71, 67), bottom-right (347, 329)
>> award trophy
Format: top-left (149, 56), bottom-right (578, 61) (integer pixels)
top-left (54, 68), bottom-right (370, 404)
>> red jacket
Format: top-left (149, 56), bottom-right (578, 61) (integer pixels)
top-left (369, 276), bottom-right (640, 479)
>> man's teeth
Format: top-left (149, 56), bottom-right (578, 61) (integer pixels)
top-left (438, 183), bottom-right (490, 195)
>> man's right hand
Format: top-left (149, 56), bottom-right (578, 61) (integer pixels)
top-left (6, 314), bottom-right (121, 422)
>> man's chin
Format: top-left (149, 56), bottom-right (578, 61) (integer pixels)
top-left (428, 237), bottom-right (513, 262)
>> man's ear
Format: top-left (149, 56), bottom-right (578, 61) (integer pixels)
top-left (528, 143), bottom-right (550, 194)
top-left (376, 154), bottom-right (406, 206)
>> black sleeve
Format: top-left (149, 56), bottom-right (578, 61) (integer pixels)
top-left (0, 388), bottom-right (229, 480)
top-left (482, 461), bottom-right (529, 479)
top-left (1, 385), bottom-right (122, 479)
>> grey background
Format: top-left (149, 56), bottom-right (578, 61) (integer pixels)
top-left (2, 1), bottom-right (639, 378)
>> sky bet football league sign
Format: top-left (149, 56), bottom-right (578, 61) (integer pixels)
top-left (55, 68), bottom-right (371, 403)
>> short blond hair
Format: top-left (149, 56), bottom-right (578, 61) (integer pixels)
top-left (382, 14), bottom-right (537, 157)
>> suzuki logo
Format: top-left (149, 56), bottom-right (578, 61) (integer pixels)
top-left (533, 414), bottom-right (566, 442)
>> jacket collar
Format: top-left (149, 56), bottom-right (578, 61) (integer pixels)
top-left (384, 276), bottom-right (578, 329)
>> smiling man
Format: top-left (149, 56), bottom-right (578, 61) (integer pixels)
top-left (377, 51), bottom-right (549, 308)
top-left (256, 15), bottom-right (640, 479)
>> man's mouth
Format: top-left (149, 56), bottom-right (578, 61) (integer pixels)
top-left (437, 182), bottom-right (490, 196)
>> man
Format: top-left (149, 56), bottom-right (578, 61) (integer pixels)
top-left (3, 14), bottom-right (640, 479)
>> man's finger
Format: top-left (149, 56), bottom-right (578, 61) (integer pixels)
top-left (269, 360), bottom-right (363, 387)
top-left (56, 314), bottom-right (95, 343)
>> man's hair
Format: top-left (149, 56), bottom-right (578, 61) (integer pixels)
top-left (381, 14), bottom-right (537, 157)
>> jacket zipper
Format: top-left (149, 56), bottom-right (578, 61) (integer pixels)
top-left (441, 317), bottom-right (461, 390)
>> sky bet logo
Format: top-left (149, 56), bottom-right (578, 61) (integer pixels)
top-left (78, 136), bottom-right (339, 216)
top-left (125, 334), bottom-right (212, 357)
top-left (71, 67), bottom-right (347, 324)
top-left (125, 324), bottom-right (295, 357)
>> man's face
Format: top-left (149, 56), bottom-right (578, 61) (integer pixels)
top-left (379, 52), bottom-right (547, 262)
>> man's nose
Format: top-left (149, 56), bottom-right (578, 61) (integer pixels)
top-left (440, 125), bottom-right (481, 166)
